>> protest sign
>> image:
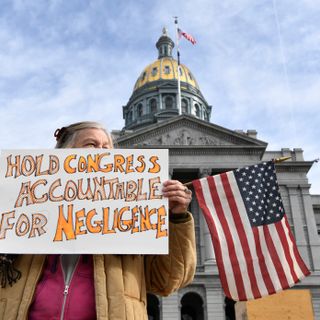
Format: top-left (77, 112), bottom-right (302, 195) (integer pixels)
top-left (0, 149), bottom-right (168, 254)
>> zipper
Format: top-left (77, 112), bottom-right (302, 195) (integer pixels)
top-left (60, 257), bottom-right (79, 320)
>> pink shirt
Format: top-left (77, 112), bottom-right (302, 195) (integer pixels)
top-left (28, 255), bottom-right (96, 320)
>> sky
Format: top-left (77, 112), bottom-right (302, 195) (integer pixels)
top-left (0, 0), bottom-right (319, 194)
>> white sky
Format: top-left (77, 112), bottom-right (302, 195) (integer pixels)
top-left (0, 0), bottom-right (319, 193)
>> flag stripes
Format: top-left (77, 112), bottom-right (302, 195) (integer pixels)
top-left (177, 28), bottom-right (196, 45)
top-left (193, 162), bottom-right (310, 301)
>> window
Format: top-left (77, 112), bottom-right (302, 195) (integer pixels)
top-left (150, 99), bottom-right (157, 113)
top-left (181, 292), bottom-right (204, 320)
top-left (147, 294), bottom-right (160, 320)
top-left (137, 104), bottom-right (143, 117)
top-left (165, 96), bottom-right (173, 109)
top-left (164, 66), bottom-right (170, 74)
top-left (195, 104), bottom-right (200, 117)
top-left (182, 99), bottom-right (188, 114)
top-left (152, 67), bottom-right (158, 76)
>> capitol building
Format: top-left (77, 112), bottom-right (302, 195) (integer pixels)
top-left (112, 29), bottom-right (320, 320)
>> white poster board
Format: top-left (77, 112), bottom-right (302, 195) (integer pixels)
top-left (0, 149), bottom-right (168, 254)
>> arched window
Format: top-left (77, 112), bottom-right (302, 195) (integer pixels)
top-left (127, 111), bottom-right (133, 122)
top-left (137, 103), bottom-right (143, 117)
top-left (152, 67), bottom-right (158, 76)
top-left (164, 66), bottom-right (170, 74)
top-left (181, 292), bottom-right (204, 320)
top-left (147, 294), bottom-right (160, 320)
top-left (182, 99), bottom-right (188, 114)
top-left (165, 96), bottom-right (173, 109)
top-left (150, 98), bottom-right (157, 113)
top-left (195, 104), bottom-right (200, 117)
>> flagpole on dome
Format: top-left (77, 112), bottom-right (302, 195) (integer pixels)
top-left (174, 16), bottom-right (182, 115)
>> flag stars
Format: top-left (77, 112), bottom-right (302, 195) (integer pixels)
top-left (234, 161), bottom-right (284, 226)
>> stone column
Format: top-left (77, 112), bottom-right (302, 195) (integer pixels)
top-left (288, 186), bottom-right (309, 266)
top-left (206, 286), bottom-right (225, 320)
top-left (161, 292), bottom-right (179, 320)
top-left (199, 168), bottom-right (217, 272)
top-left (159, 93), bottom-right (163, 110)
top-left (300, 186), bottom-right (320, 270)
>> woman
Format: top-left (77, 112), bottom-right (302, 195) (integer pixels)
top-left (0, 121), bottom-right (196, 320)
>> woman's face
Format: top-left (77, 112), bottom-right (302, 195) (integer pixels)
top-left (72, 128), bottom-right (112, 149)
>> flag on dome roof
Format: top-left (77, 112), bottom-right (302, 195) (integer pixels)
top-left (178, 28), bottom-right (196, 45)
top-left (193, 160), bottom-right (310, 301)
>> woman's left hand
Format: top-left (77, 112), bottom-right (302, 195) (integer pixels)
top-left (162, 180), bottom-right (192, 214)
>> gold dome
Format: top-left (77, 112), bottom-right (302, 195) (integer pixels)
top-left (133, 57), bottom-right (200, 92)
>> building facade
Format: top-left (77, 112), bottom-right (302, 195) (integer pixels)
top-left (113, 30), bottom-right (320, 320)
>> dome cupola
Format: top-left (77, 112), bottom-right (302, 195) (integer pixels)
top-left (156, 28), bottom-right (174, 58)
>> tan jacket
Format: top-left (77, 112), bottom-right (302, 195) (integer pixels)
top-left (0, 215), bottom-right (196, 320)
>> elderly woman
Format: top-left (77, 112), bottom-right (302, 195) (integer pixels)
top-left (0, 121), bottom-right (196, 320)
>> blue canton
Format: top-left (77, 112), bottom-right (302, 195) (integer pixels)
top-left (234, 161), bottom-right (285, 227)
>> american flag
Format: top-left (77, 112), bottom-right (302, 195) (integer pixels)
top-left (193, 161), bottom-right (310, 301)
top-left (178, 28), bottom-right (196, 45)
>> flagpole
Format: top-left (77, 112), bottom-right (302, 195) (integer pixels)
top-left (182, 157), bottom-right (292, 187)
top-left (174, 16), bottom-right (182, 115)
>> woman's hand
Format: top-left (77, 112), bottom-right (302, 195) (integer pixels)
top-left (162, 180), bottom-right (192, 214)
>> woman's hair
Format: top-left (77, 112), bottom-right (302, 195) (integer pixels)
top-left (54, 121), bottom-right (113, 149)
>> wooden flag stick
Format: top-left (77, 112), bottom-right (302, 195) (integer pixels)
top-left (183, 156), bottom-right (292, 187)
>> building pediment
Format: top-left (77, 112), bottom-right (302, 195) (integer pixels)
top-left (115, 115), bottom-right (267, 149)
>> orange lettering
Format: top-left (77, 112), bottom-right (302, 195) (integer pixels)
top-left (64, 154), bottom-right (77, 174)
top-left (53, 204), bottom-right (76, 241)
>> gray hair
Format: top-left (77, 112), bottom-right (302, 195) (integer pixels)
top-left (54, 121), bottom-right (113, 148)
